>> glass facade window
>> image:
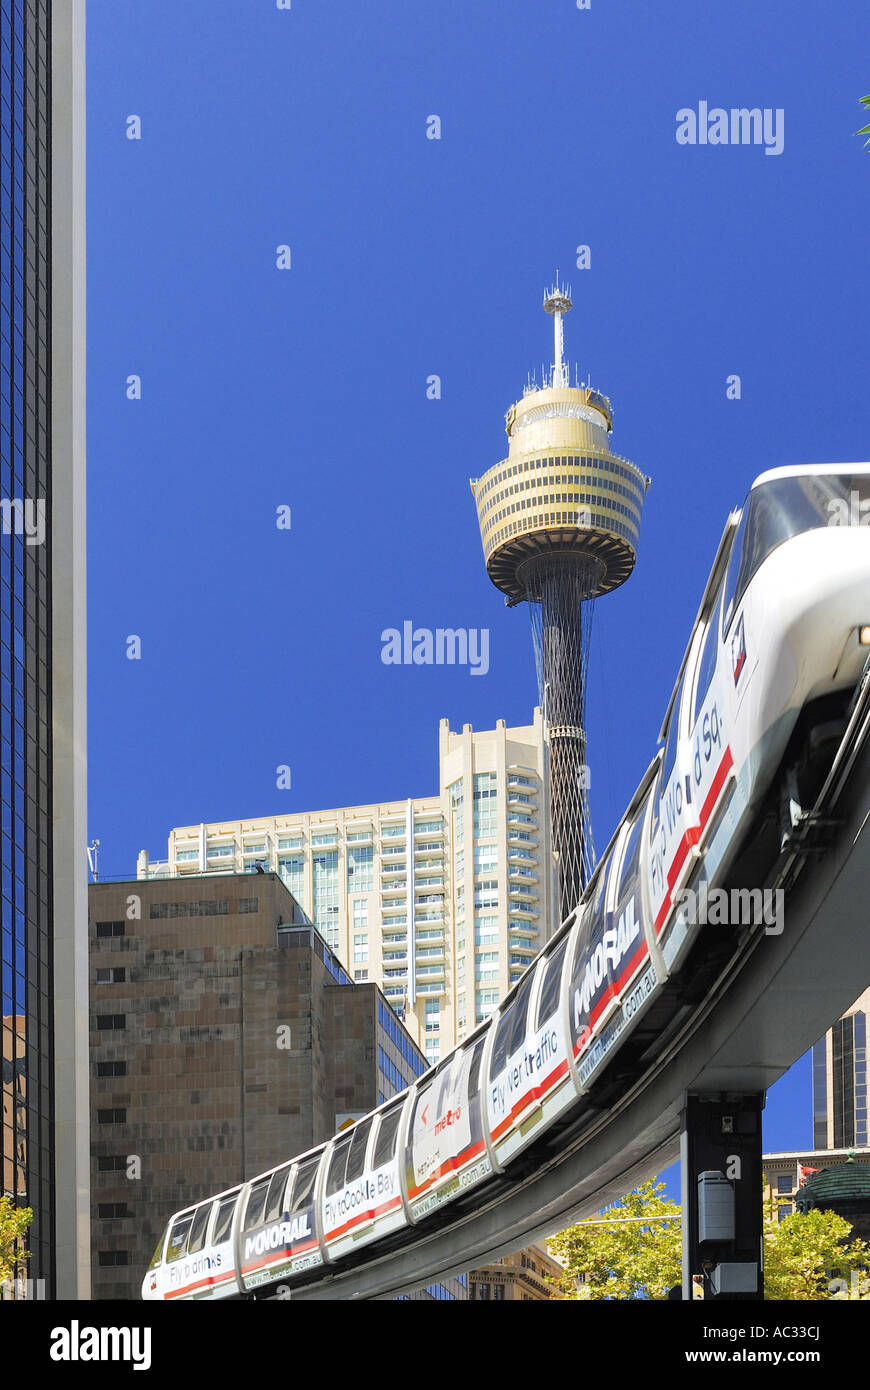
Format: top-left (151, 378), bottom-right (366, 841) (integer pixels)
top-left (476, 990), bottom-right (499, 1022)
top-left (473, 773), bottom-right (497, 838)
top-left (832, 1015), bottom-right (856, 1150)
top-left (855, 1011), bottom-right (867, 1148)
top-left (474, 880), bottom-right (499, 909)
top-left (474, 844), bottom-right (498, 873)
top-left (812, 1039), bottom-right (828, 1150)
top-left (0, 0), bottom-right (54, 1289)
top-left (347, 845), bottom-right (373, 892)
top-left (278, 855), bottom-right (305, 910)
top-left (311, 845), bottom-right (339, 945)
top-left (450, 780), bottom-right (464, 846)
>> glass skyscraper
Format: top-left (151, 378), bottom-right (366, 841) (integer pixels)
top-left (0, 0), bottom-right (88, 1299)
top-left (812, 988), bottom-right (869, 1153)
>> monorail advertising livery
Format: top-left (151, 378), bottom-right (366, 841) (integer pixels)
top-left (144, 464), bottom-right (870, 1300)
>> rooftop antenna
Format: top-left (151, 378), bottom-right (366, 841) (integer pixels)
top-left (543, 273), bottom-right (573, 389)
top-left (87, 838), bottom-right (100, 883)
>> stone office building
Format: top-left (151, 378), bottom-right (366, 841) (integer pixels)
top-left (88, 873), bottom-right (426, 1300)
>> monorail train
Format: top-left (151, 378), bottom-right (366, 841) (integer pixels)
top-left (144, 463), bottom-right (870, 1300)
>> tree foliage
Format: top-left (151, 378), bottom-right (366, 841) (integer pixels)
top-left (0, 1196), bottom-right (32, 1285)
top-left (763, 1200), bottom-right (869, 1301)
top-left (547, 1180), bottom-right (870, 1301)
top-left (547, 1180), bottom-right (681, 1300)
top-left (857, 94), bottom-right (870, 147)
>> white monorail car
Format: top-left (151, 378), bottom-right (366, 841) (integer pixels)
top-left (144, 464), bottom-right (870, 1300)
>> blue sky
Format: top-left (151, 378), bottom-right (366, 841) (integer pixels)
top-left (86, 0), bottom-right (870, 1162)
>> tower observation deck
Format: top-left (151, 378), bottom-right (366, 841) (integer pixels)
top-left (471, 281), bottom-right (650, 919)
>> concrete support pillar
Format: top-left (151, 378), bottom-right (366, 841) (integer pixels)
top-left (680, 1092), bottom-right (764, 1300)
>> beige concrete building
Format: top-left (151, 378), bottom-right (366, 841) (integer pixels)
top-left (469, 1243), bottom-right (563, 1300)
top-left (138, 713), bottom-right (555, 1058)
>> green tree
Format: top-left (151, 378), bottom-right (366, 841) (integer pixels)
top-left (0, 1196), bottom-right (32, 1286)
top-left (763, 1200), bottom-right (869, 1301)
top-left (547, 1180), bottom-right (682, 1300)
top-left (857, 94), bottom-right (870, 147)
top-left (548, 1181), bottom-right (870, 1301)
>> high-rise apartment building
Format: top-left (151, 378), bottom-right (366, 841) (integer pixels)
top-left (0, 1), bottom-right (88, 1298)
top-left (812, 988), bottom-right (869, 1152)
top-left (138, 713), bottom-right (555, 1057)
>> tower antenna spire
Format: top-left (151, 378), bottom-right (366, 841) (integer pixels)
top-left (543, 273), bottom-right (572, 389)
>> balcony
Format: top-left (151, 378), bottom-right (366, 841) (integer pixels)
top-left (380, 880), bottom-right (407, 897)
top-left (508, 941), bottom-right (537, 958)
top-left (414, 843), bottom-right (444, 861)
top-left (381, 907), bottom-right (407, 924)
top-left (416, 962), bottom-right (445, 980)
top-left (380, 862), bottom-right (407, 879)
top-left (415, 944), bottom-right (444, 962)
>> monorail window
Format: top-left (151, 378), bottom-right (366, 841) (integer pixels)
top-left (187, 1202), bottom-right (213, 1255)
top-left (265, 1166), bottom-right (292, 1223)
top-left (536, 938), bottom-right (568, 1028)
top-left (212, 1193), bottom-right (238, 1246)
top-left (326, 1135), bottom-right (353, 1196)
top-left (722, 473), bottom-right (870, 635)
top-left (373, 1104), bottom-right (403, 1167)
top-left (244, 1178), bottom-right (271, 1232)
top-left (345, 1117), bottom-right (374, 1184)
top-left (490, 972), bottom-right (535, 1079)
top-left (692, 578), bottom-right (725, 726)
top-left (166, 1213), bottom-right (194, 1262)
top-left (573, 854), bottom-right (610, 968)
top-left (467, 1036), bottom-right (486, 1097)
top-left (661, 670), bottom-right (687, 793)
top-left (616, 811), bottom-right (644, 904)
top-left (148, 1235), bottom-right (165, 1271)
top-left (289, 1155), bottom-right (320, 1213)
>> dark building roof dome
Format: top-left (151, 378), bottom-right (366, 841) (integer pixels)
top-left (795, 1154), bottom-right (870, 1213)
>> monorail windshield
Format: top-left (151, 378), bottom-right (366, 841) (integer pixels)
top-left (723, 472), bottom-right (870, 634)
